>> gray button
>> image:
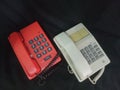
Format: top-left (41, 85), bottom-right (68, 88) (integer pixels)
top-left (96, 48), bottom-right (100, 51)
top-left (34, 49), bottom-right (39, 53)
top-left (98, 51), bottom-right (102, 55)
top-left (37, 41), bottom-right (41, 45)
top-left (34, 37), bottom-right (39, 41)
top-left (42, 38), bottom-right (46, 42)
top-left (29, 40), bottom-right (33, 44)
top-left (39, 34), bottom-right (44, 38)
top-left (44, 42), bottom-right (49, 47)
top-left (36, 54), bottom-right (42, 58)
top-left (47, 47), bottom-right (52, 52)
top-left (40, 46), bottom-right (44, 50)
top-left (31, 44), bottom-right (36, 49)
top-left (44, 55), bottom-right (51, 61)
top-left (99, 53), bottom-right (104, 57)
top-left (42, 50), bottom-right (47, 55)
top-left (94, 45), bottom-right (98, 48)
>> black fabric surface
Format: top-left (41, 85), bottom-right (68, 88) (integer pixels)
top-left (0, 0), bottom-right (120, 90)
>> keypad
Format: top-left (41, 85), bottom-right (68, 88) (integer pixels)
top-left (28, 33), bottom-right (52, 60)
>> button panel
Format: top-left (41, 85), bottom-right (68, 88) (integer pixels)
top-left (28, 33), bottom-right (52, 60)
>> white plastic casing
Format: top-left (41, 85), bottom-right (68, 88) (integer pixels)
top-left (54, 23), bottom-right (110, 82)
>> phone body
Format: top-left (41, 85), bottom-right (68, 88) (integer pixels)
top-left (54, 23), bottom-right (110, 82)
top-left (8, 21), bottom-right (61, 80)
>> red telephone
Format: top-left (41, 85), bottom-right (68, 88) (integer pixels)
top-left (8, 21), bottom-right (61, 80)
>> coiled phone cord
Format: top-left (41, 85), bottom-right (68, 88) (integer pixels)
top-left (88, 67), bottom-right (105, 84)
top-left (67, 65), bottom-right (105, 84)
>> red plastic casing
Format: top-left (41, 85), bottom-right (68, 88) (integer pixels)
top-left (8, 21), bottom-right (61, 80)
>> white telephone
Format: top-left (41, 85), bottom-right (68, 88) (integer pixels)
top-left (53, 23), bottom-right (110, 84)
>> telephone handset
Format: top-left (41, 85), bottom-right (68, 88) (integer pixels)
top-left (54, 23), bottom-right (110, 84)
top-left (8, 21), bottom-right (61, 80)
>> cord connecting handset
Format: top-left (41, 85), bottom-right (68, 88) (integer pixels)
top-left (8, 21), bottom-right (61, 80)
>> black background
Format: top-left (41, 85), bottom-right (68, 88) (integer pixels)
top-left (0, 0), bottom-right (120, 90)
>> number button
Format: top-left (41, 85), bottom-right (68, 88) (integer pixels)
top-left (47, 47), bottom-right (52, 52)
top-left (37, 41), bottom-right (41, 45)
top-left (31, 44), bottom-right (36, 49)
top-left (36, 54), bottom-right (42, 58)
top-left (42, 50), bottom-right (47, 55)
top-left (42, 38), bottom-right (46, 42)
top-left (39, 46), bottom-right (44, 50)
top-left (39, 34), bottom-right (44, 38)
top-left (34, 37), bottom-right (39, 41)
top-left (29, 40), bottom-right (33, 44)
top-left (34, 49), bottom-right (39, 53)
top-left (44, 42), bottom-right (49, 47)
